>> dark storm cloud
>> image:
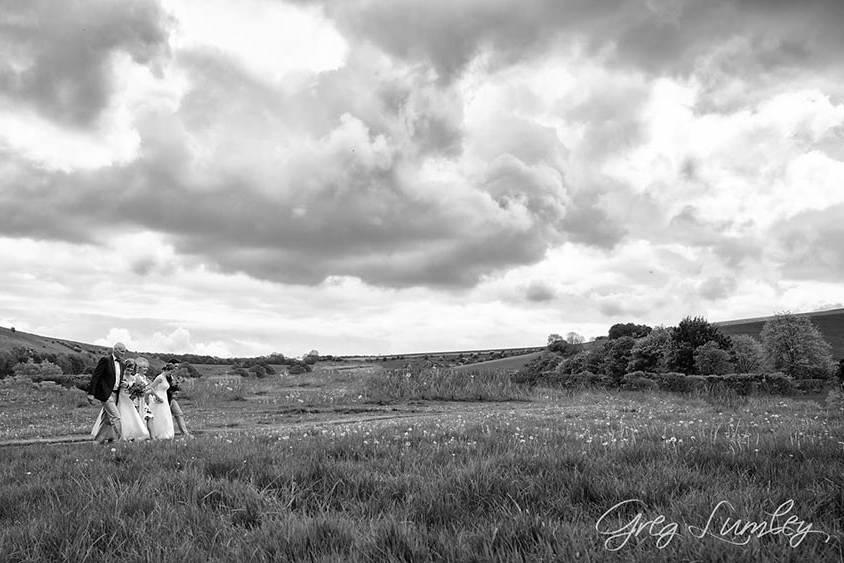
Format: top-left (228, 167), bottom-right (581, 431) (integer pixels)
top-left (0, 0), bottom-right (171, 127)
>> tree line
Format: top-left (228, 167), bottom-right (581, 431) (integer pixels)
top-left (542, 312), bottom-right (840, 382)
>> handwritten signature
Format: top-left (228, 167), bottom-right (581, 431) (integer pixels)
top-left (595, 498), bottom-right (832, 551)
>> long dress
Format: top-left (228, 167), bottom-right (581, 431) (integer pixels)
top-left (90, 376), bottom-right (149, 441)
top-left (117, 376), bottom-right (149, 441)
top-left (147, 374), bottom-right (175, 439)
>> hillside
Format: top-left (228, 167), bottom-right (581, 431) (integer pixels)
top-left (715, 308), bottom-right (844, 360)
top-left (0, 326), bottom-right (108, 360)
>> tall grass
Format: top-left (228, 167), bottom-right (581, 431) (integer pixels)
top-left (1, 392), bottom-right (841, 562)
top-left (363, 367), bottom-right (530, 402)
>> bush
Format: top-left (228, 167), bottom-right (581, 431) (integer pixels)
top-left (654, 372), bottom-right (694, 393)
top-left (513, 352), bottom-right (564, 386)
top-left (230, 367), bottom-right (250, 378)
top-left (670, 316), bottom-right (731, 374)
top-left (758, 372), bottom-right (794, 395)
top-left (627, 327), bottom-right (672, 373)
top-left (543, 371), bottom-right (613, 390)
top-left (13, 359), bottom-right (63, 378)
top-left (694, 341), bottom-right (734, 375)
top-left (30, 373), bottom-right (91, 391)
top-left (601, 336), bottom-right (636, 382)
top-left (730, 335), bottom-right (764, 374)
top-left (792, 378), bottom-right (832, 394)
top-left (288, 363), bottom-right (311, 375)
top-left (621, 372), bottom-right (659, 391)
top-left (556, 351), bottom-right (590, 375)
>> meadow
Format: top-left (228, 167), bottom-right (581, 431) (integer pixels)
top-left (0, 363), bottom-right (842, 562)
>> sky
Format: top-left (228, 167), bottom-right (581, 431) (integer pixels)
top-left (1, 0), bottom-right (843, 358)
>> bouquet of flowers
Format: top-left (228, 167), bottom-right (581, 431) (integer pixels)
top-left (128, 380), bottom-right (147, 400)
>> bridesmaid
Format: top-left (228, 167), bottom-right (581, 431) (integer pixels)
top-left (133, 357), bottom-right (155, 436)
top-left (145, 362), bottom-right (175, 439)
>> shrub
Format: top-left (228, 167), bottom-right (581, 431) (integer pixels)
top-left (654, 372), bottom-right (694, 393)
top-left (627, 327), bottom-right (672, 373)
top-left (556, 351), bottom-right (590, 375)
top-left (620, 372), bottom-right (659, 391)
top-left (13, 359), bottom-right (63, 378)
top-left (546, 371), bottom-right (613, 390)
top-left (758, 372), bottom-right (794, 395)
top-left (513, 352), bottom-right (564, 386)
top-left (288, 363), bottom-right (311, 375)
top-left (30, 373), bottom-right (91, 391)
top-left (730, 335), bottom-right (764, 374)
top-left (694, 341), bottom-right (734, 375)
top-left (670, 316), bottom-right (731, 374)
top-left (608, 323), bottom-right (652, 340)
top-left (601, 336), bottom-right (636, 381)
top-left (230, 367), bottom-right (250, 378)
top-left (792, 378), bottom-right (831, 394)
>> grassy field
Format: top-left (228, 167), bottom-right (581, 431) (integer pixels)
top-left (1, 363), bottom-right (842, 562)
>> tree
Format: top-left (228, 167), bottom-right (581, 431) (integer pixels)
top-left (670, 316), bottom-right (731, 374)
top-left (730, 335), bottom-right (764, 374)
top-left (627, 326), bottom-right (673, 373)
top-left (608, 323), bottom-right (652, 340)
top-left (760, 313), bottom-right (836, 378)
top-left (547, 334), bottom-right (563, 346)
top-left (602, 336), bottom-right (637, 380)
top-left (565, 332), bottom-right (585, 345)
top-left (694, 341), bottom-right (734, 375)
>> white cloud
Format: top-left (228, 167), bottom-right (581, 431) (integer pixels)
top-left (163, 0), bottom-right (348, 84)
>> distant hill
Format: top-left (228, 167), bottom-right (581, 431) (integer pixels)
top-left (0, 326), bottom-right (108, 359)
top-left (715, 308), bottom-right (844, 360)
top-left (452, 351), bottom-right (544, 373)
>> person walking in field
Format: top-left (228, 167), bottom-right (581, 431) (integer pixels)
top-left (145, 362), bottom-right (176, 439)
top-left (163, 359), bottom-right (194, 438)
top-left (87, 342), bottom-right (127, 443)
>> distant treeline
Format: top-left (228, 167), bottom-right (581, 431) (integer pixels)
top-left (142, 352), bottom-right (345, 366)
top-left (519, 313), bottom-right (844, 388)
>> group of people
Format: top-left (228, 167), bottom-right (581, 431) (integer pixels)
top-left (86, 342), bottom-right (193, 443)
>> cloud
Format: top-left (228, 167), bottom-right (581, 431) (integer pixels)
top-left (0, 0), bottom-right (171, 127)
top-left (293, 0), bottom-right (844, 88)
top-left (698, 276), bottom-right (738, 301)
top-left (773, 204), bottom-right (844, 283)
top-left (525, 281), bottom-right (555, 303)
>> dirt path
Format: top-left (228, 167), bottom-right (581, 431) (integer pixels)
top-left (0, 400), bottom-right (549, 448)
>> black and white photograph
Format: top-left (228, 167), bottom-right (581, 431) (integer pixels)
top-left (1, 0), bottom-right (842, 560)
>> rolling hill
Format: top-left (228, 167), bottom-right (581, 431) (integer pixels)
top-left (0, 326), bottom-right (108, 360)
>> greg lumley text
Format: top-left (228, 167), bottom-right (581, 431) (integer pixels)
top-left (595, 498), bottom-right (832, 551)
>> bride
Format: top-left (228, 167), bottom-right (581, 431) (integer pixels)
top-left (91, 359), bottom-right (149, 441)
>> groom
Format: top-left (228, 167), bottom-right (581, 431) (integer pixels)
top-left (87, 342), bottom-right (127, 442)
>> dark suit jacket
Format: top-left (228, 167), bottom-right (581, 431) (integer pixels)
top-left (88, 355), bottom-right (123, 402)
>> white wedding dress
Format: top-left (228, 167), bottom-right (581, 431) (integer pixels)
top-left (90, 375), bottom-right (149, 441)
top-left (147, 374), bottom-right (175, 439)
